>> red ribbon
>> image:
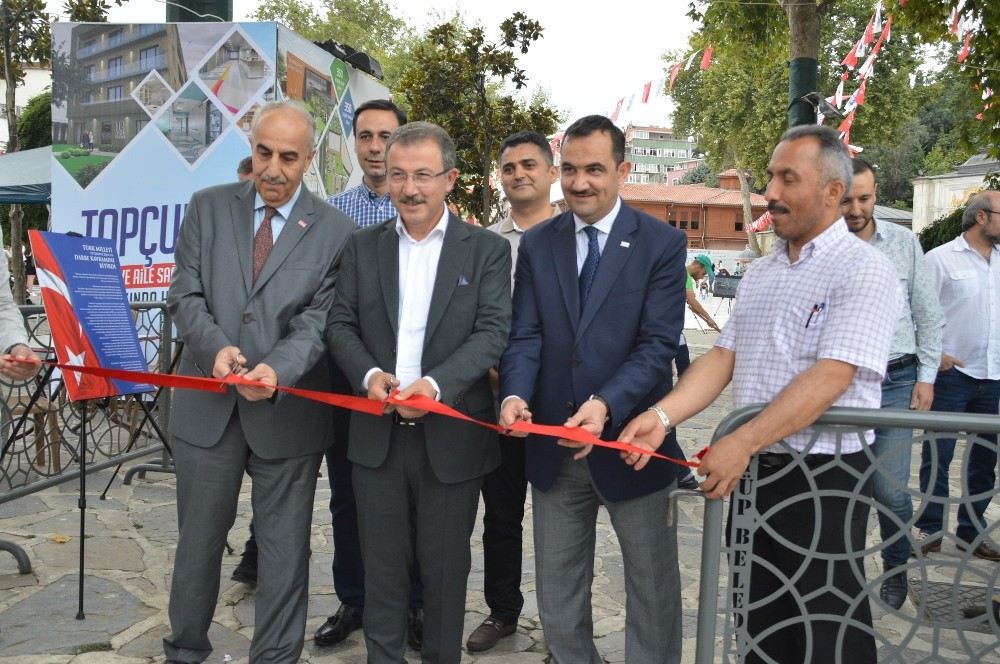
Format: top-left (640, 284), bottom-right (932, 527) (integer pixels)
top-left (26, 360), bottom-right (702, 468)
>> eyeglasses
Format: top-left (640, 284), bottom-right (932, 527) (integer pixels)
top-left (388, 169), bottom-right (448, 186)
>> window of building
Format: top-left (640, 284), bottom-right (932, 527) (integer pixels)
top-left (672, 178), bottom-right (680, 185)
top-left (735, 215), bottom-right (744, 232)
top-left (139, 46), bottom-right (159, 69)
top-left (107, 56), bottom-right (123, 75)
top-left (114, 119), bottom-right (127, 139)
top-left (634, 130), bottom-right (648, 139)
top-left (668, 219), bottom-right (677, 227)
top-left (86, 64), bottom-right (96, 81)
top-left (107, 85), bottom-right (123, 101)
top-left (680, 220), bottom-right (688, 229)
top-left (691, 220), bottom-right (700, 230)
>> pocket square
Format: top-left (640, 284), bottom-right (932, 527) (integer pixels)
top-left (457, 274), bottom-right (471, 287)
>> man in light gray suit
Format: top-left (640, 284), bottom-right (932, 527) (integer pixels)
top-left (164, 101), bottom-right (354, 664)
top-left (327, 121), bottom-right (511, 663)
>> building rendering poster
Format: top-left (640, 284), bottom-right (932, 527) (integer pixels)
top-left (51, 22), bottom-right (390, 303)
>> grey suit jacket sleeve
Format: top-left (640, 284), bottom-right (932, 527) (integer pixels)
top-left (0, 228), bottom-right (28, 351)
top-left (327, 235), bottom-right (380, 390)
top-left (426, 233), bottom-right (511, 401)
top-left (167, 191), bottom-right (237, 376)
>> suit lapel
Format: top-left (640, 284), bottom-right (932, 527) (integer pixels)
top-left (230, 182), bottom-right (256, 295)
top-left (377, 221), bottom-right (400, 338)
top-left (423, 215), bottom-right (470, 347)
top-left (249, 190), bottom-right (316, 298)
top-left (551, 213), bottom-right (580, 331)
top-left (577, 206), bottom-right (638, 341)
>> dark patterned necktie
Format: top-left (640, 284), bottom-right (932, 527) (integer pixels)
top-left (253, 206), bottom-right (277, 283)
top-left (579, 225), bottom-right (601, 309)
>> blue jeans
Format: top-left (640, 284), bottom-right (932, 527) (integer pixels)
top-left (916, 369), bottom-right (1000, 542)
top-left (870, 362), bottom-right (917, 568)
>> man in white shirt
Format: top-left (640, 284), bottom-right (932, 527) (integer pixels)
top-left (327, 122), bottom-right (511, 663)
top-left (915, 189), bottom-right (1000, 561)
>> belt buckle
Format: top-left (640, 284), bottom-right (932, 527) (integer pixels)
top-left (394, 413), bottom-right (421, 426)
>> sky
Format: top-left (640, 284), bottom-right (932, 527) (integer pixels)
top-left (45, 0), bottom-right (697, 129)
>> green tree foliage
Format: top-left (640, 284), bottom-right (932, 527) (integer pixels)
top-left (680, 162), bottom-right (719, 188)
top-left (892, 0), bottom-right (1000, 160)
top-left (0, 90), bottom-right (51, 246)
top-left (395, 14), bottom-right (560, 224)
top-left (917, 206), bottom-right (963, 253)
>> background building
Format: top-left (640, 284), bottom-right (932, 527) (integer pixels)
top-left (911, 153), bottom-right (999, 233)
top-left (0, 65), bottom-right (51, 153)
top-left (623, 123), bottom-right (700, 185)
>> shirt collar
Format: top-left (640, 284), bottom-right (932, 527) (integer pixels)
top-left (499, 204), bottom-right (560, 234)
top-left (396, 204), bottom-right (449, 243)
top-left (772, 217), bottom-right (848, 265)
top-left (573, 197), bottom-right (621, 236)
top-left (254, 184), bottom-right (302, 220)
top-left (358, 178), bottom-right (390, 201)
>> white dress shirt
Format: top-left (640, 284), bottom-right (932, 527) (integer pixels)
top-left (924, 233), bottom-right (1000, 380)
top-left (573, 197), bottom-right (620, 271)
top-left (363, 205), bottom-right (448, 398)
top-left (253, 184), bottom-right (303, 241)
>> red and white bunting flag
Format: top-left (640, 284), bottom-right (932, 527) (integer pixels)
top-left (957, 31), bottom-right (972, 63)
top-left (858, 48), bottom-right (878, 79)
top-left (873, 2), bottom-right (882, 33)
top-left (668, 61), bottom-right (683, 92)
top-left (610, 98), bottom-right (624, 122)
top-left (625, 93), bottom-right (635, 110)
top-left (749, 210), bottom-right (772, 232)
top-left (838, 110), bottom-right (856, 134)
top-left (882, 15), bottom-right (892, 43)
top-left (862, 16), bottom-right (875, 45)
top-left (844, 88), bottom-right (860, 114)
top-left (700, 44), bottom-right (714, 70)
top-left (949, 6), bottom-right (960, 34)
top-left (835, 79), bottom-right (846, 107)
top-left (685, 51), bottom-right (699, 70)
top-left (641, 81), bottom-right (652, 103)
top-left (842, 37), bottom-right (863, 69)
top-left (855, 78), bottom-right (867, 106)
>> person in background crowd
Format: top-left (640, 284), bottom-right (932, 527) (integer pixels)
top-left (841, 157), bottom-right (944, 608)
top-left (466, 130), bottom-right (559, 653)
top-left (915, 189), bottom-right (1000, 562)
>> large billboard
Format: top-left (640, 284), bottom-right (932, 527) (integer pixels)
top-left (51, 22), bottom-right (390, 303)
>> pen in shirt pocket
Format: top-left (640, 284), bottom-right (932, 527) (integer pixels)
top-left (805, 303), bottom-right (826, 328)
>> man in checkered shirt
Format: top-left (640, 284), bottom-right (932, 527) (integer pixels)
top-left (621, 125), bottom-right (902, 664)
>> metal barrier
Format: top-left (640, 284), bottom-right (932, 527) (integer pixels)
top-left (695, 405), bottom-right (1000, 663)
top-left (0, 302), bottom-right (173, 571)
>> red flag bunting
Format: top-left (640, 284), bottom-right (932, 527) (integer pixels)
top-left (700, 44), bottom-right (714, 70)
top-left (668, 61), bottom-right (682, 92)
top-left (610, 98), bottom-right (624, 122)
top-left (957, 31), bottom-right (972, 63)
top-left (862, 16), bottom-right (875, 45)
top-left (641, 81), bottom-right (652, 103)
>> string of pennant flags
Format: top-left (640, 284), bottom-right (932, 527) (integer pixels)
top-left (606, 46), bottom-right (715, 123)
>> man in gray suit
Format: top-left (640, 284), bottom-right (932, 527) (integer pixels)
top-left (164, 101), bottom-right (354, 663)
top-left (327, 121), bottom-right (511, 663)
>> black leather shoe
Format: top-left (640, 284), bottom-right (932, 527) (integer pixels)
top-left (879, 566), bottom-right (907, 610)
top-left (314, 604), bottom-right (363, 647)
top-left (230, 554), bottom-right (257, 586)
top-left (407, 608), bottom-right (424, 651)
top-left (466, 615), bottom-right (517, 652)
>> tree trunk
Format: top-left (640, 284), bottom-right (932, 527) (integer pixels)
top-left (2, 7), bottom-right (27, 302)
top-left (783, 0), bottom-right (824, 128)
top-left (736, 166), bottom-right (761, 256)
top-left (481, 134), bottom-right (492, 225)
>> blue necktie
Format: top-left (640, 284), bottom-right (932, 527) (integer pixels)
top-left (579, 225), bottom-right (601, 309)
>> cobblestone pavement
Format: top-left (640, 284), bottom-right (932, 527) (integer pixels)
top-left (1, 329), bottom-right (997, 663)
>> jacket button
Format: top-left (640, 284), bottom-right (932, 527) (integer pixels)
top-left (242, 312), bottom-right (254, 324)
top-left (565, 401), bottom-right (574, 412)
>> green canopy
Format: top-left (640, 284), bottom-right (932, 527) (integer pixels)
top-left (0, 147), bottom-right (51, 204)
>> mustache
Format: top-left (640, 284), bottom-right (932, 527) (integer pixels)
top-left (259, 174), bottom-right (287, 185)
top-left (398, 194), bottom-right (425, 206)
top-left (767, 202), bottom-right (790, 215)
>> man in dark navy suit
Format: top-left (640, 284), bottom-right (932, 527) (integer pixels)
top-left (499, 115), bottom-right (687, 664)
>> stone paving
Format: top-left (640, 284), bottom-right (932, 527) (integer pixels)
top-left (1, 327), bottom-right (998, 663)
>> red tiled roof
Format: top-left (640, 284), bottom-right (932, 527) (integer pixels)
top-left (620, 183), bottom-right (766, 206)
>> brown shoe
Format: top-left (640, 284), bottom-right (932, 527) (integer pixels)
top-left (466, 616), bottom-right (516, 652)
top-left (957, 539), bottom-right (1000, 562)
top-left (911, 530), bottom-right (942, 556)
